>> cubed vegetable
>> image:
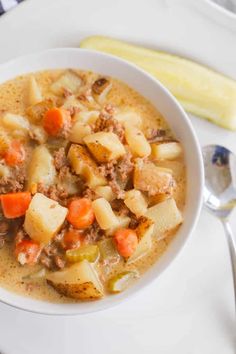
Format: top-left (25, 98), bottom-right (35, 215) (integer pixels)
top-left (152, 142), bottom-right (182, 160)
top-left (24, 193), bottom-right (68, 244)
top-left (27, 145), bottom-right (56, 192)
top-left (105, 215), bottom-right (131, 236)
top-left (107, 271), bottom-right (138, 293)
top-left (114, 110), bottom-right (142, 128)
top-left (2, 113), bottom-right (29, 137)
top-left (134, 159), bottom-right (174, 195)
top-left (98, 238), bottom-right (120, 262)
top-left (68, 144), bottom-right (107, 188)
top-left (145, 198), bottom-right (183, 239)
top-left (92, 198), bottom-right (119, 230)
top-left (95, 185), bottom-right (115, 202)
top-left (46, 260), bottom-right (104, 299)
top-left (69, 121), bottom-right (92, 144)
top-left (84, 132), bottom-right (126, 162)
top-left (66, 245), bottom-right (99, 263)
top-left (74, 110), bottom-right (100, 124)
top-left (127, 217), bottom-right (154, 263)
top-left (125, 124), bottom-right (151, 157)
top-left (28, 76), bottom-right (42, 106)
top-left (124, 189), bottom-right (147, 216)
top-left (50, 70), bottom-right (82, 95)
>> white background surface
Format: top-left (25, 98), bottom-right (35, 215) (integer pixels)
top-left (0, 0), bottom-right (235, 353)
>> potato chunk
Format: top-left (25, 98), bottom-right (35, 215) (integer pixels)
top-left (92, 198), bottom-right (119, 230)
top-left (28, 76), bottom-right (42, 106)
top-left (68, 144), bottom-right (107, 188)
top-left (2, 113), bottom-right (29, 137)
top-left (46, 260), bottom-right (104, 300)
top-left (105, 215), bottom-right (131, 236)
top-left (125, 124), bottom-right (151, 157)
top-left (27, 145), bottom-right (56, 192)
top-left (145, 198), bottom-right (183, 239)
top-left (69, 121), bottom-right (92, 144)
top-left (74, 110), bottom-right (100, 124)
top-left (24, 193), bottom-right (68, 244)
top-left (128, 217), bottom-right (154, 263)
top-left (114, 110), bottom-right (142, 128)
top-left (152, 142), bottom-right (182, 160)
top-left (50, 70), bottom-right (82, 95)
top-left (95, 185), bottom-right (115, 202)
top-left (84, 132), bottom-right (126, 162)
top-left (134, 159), bottom-right (174, 195)
top-left (124, 189), bottom-right (147, 217)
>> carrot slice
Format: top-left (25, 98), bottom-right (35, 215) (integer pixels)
top-left (4, 140), bottom-right (25, 166)
top-left (15, 239), bottom-right (41, 265)
top-left (62, 229), bottom-right (85, 250)
top-left (43, 107), bottom-right (71, 136)
top-left (0, 192), bottom-right (31, 219)
top-left (67, 198), bottom-right (95, 229)
top-left (114, 228), bottom-right (138, 258)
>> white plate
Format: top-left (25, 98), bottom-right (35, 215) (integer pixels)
top-left (0, 0), bottom-right (235, 353)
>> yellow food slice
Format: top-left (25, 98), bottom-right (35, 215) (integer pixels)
top-left (80, 36), bottom-right (236, 130)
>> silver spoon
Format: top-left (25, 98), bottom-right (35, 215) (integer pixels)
top-left (202, 145), bottom-right (236, 308)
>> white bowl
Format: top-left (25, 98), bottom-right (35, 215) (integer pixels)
top-left (0, 48), bottom-right (203, 315)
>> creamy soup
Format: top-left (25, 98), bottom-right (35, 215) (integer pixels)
top-left (0, 69), bottom-right (186, 302)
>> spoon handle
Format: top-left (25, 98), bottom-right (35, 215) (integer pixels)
top-left (222, 220), bottom-right (236, 311)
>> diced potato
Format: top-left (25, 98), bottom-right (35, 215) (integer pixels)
top-left (124, 189), bottom-right (147, 217)
top-left (127, 217), bottom-right (154, 263)
top-left (125, 124), bottom-right (151, 157)
top-left (84, 132), bottom-right (126, 162)
top-left (107, 271), bottom-right (138, 293)
top-left (74, 110), bottom-right (100, 124)
top-left (114, 110), bottom-right (142, 128)
top-left (134, 159), bottom-right (174, 195)
top-left (0, 164), bottom-right (10, 178)
top-left (67, 144), bottom-right (107, 188)
top-left (27, 99), bottom-right (55, 124)
top-left (28, 76), bottom-right (42, 106)
top-left (95, 185), bottom-right (115, 202)
top-left (105, 215), bottom-right (131, 236)
top-left (24, 193), bottom-right (68, 244)
top-left (145, 198), bottom-right (183, 239)
top-left (50, 70), bottom-right (82, 95)
top-left (97, 83), bottom-right (112, 104)
top-left (66, 245), bottom-right (99, 263)
top-left (156, 160), bottom-right (185, 180)
top-left (92, 198), bottom-right (119, 230)
top-left (148, 194), bottom-right (170, 206)
top-left (152, 142), bottom-right (182, 160)
top-left (69, 121), bottom-right (92, 144)
top-left (30, 125), bottom-right (48, 144)
top-left (46, 260), bottom-right (104, 299)
top-left (27, 145), bottom-right (56, 192)
top-left (98, 238), bottom-right (120, 262)
top-left (2, 113), bottom-right (29, 137)
top-left (62, 95), bottom-right (86, 112)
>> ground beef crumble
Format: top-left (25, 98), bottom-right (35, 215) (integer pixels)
top-left (53, 147), bottom-right (68, 170)
top-left (0, 167), bottom-right (26, 194)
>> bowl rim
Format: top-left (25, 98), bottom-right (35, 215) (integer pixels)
top-left (0, 47), bottom-right (204, 315)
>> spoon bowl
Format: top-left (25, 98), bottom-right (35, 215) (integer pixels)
top-left (203, 144), bottom-right (236, 310)
top-left (203, 145), bottom-right (236, 219)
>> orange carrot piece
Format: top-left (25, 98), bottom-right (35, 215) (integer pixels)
top-left (43, 107), bottom-right (71, 136)
top-left (114, 228), bottom-right (138, 258)
top-left (0, 192), bottom-right (31, 219)
top-left (67, 198), bottom-right (95, 229)
top-left (4, 140), bottom-right (25, 166)
top-left (62, 229), bottom-right (85, 250)
top-left (15, 239), bottom-right (41, 265)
